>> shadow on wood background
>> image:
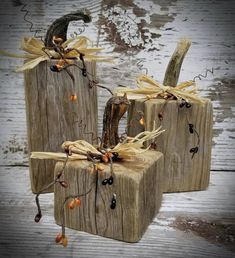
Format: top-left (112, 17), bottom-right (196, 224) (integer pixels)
top-left (0, 0), bottom-right (234, 257)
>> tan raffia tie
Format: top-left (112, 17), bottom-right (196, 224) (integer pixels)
top-left (116, 74), bottom-right (206, 103)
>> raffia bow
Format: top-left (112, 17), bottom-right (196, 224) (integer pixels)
top-left (0, 36), bottom-right (113, 72)
top-left (31, 126), bottom-right (165, 161)
top-left (116, 74), bottom-right (206, 103)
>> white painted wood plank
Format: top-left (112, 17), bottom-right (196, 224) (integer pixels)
top-left (0, 0), bottom-right (234, 170)
top-left (0, 166), bottom-right (234, 257)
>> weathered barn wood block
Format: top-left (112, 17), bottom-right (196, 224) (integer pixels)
top-left (24, 60), bottom-right (97, 193)
top-left (54, 150), bottom-right (163, 242)
top-left (128, 99), bottom-right (213, 193)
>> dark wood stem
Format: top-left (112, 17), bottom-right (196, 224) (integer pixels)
top-left (44, 10), bottom-right (91, 47)
top-left (101, 94), bottom-right (130, 148)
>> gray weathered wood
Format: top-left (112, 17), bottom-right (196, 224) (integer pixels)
top-left (54, 151), bottom-right (163, 242)
top-left (24, 60), bottom-right (97, 193)
top-left (0, 166), bottom-right (234, 257)
top-left (0, 0), bottom-right (234, 256)
top-left (163, 38), bottom-right (191, 87)
top-left (0, 0), bottom-right (234, 170)
top-left (101, 94), bottom-right (130, 148)
top-left (128, 99), bottom-right (213, 192)
top-left (0, 0), bottom-right (235, 258)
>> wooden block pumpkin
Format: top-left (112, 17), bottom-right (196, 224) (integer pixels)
top-left (24, 60), bottom-right (97, 193)
top-left (128, 98), bottom-right (213, 192)
top-left (118, 38), bottom-right (213, 192)
top-left (23, 11), bottom-right (99, 193)
top-left (54, 150), bottom-right (163, 242)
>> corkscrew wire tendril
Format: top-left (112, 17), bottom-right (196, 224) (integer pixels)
top-left (20, 3), bottom-right (44, 42)
top-left (137, 60), bottom-right (148, 75)
top-left (193, 68), bottom-right (214, 82)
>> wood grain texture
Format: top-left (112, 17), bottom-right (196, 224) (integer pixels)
top-left (0, 0), bottom-right (234, 170)
top-left (0, 166), bottom-right (234, 257)
top-left (0, 0), bottom-right (234, 256)
top-left (128, 98), bottom-right (213, 192)
top-left (24, 60), bottom-right (97, 193)
top-left (101, 94), bottom-right (130, 148)
top-left (54, 151), bottom-right (163, 242)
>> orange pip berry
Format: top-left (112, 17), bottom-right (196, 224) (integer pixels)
top-left (70, 94), bottom-right (77, 101)
top-left (55, 232), bottom-right (68, 247)
top-left (52, 35), bottom-right (64, 45)
top-left (55, 233), bottom-right (63, 243)
top-left (68, 199), bottom-right (76, 210)
top-left (106, 152), bottom-right (113, 159)
top-left (61, 236), bottom-right (68, 247)
top-left (75, 197), bottom-right (81, 207)
top-left (57, 59), bottom-right (66, 66)
top-left (95, 163), bottom-right (105, 171)
top-left (139, 117), bottom-right (145, 126)
top-left (101, 154), bottom-right (109, 163)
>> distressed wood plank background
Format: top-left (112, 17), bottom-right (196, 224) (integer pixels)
top-left (0, 1), bottom-right (234, 257)
top-left (0, 0), bottom-right (234, 170)
top-left (0, 167), bottom-right (234, 257)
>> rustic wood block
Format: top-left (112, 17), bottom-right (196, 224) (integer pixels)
top-left (24, 60), bottom-right (97, 193)
top-left (54, 150), bottom-right (163, 242)
top-left (128, 99), bottom-right (213, 193)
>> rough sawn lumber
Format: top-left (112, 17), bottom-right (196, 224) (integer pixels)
top-left (24, 60), bottom-right (97, 193)
top-left (54, 150), bottom-right (163, 242)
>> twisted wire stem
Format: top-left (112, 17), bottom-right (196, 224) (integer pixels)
top-left (20, 3), bottom-right (44, 41)
top-left (193, 68), bottom-right (214, 82)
